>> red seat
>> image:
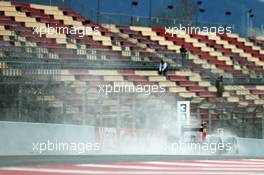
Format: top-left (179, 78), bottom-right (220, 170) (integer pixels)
top-left (125, 75), bottom-right (147, 81)
top-left (188, 86), bottom-right (206, 92)
top-left (78, 75), bottom-right (102, 81)
top-left (169, 75), bottom-right (188, 81)
top-left (178, 81), bottom-right (197, 87)
top-left (198, 92), bottom-right (215, 97)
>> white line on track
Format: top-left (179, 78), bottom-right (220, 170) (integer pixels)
top-left (142, 161), bottom-right (264, 168)
top-left (196, 160), bottom-right (264, 165)
top-left (77, 164), bottom-right (166, 170)
top-left (0, 167), bottom-right (252, 174)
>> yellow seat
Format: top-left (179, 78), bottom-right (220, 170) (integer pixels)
top-left (104, 75), bottom-right (124, 81)
top-left (169, 87), bottom-right (186, 93)
top-left (179, 92), bottom-right (196, 98)
top-left (148, 76), bottom-right (167, 81)
top-left (135, 71), bottom-right (158, 76)
top-left (89, 70), bottom-right (119, 75)
top-left (159, 81), bottom-right (176, 87)
top-left (0, 6), bottom-right (16, 11)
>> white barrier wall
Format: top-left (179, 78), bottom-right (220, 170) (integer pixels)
top-left (0, 121), bottom-right (96, 155)
top-left (237, 138), bottom-right (264, 156)
top-left (0, 121), bottom-right (264, 156)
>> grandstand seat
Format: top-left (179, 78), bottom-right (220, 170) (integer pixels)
top-left (1, 2), bottom-right (264, 126)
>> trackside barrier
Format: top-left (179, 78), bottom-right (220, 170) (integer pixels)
top-left (95, 127), bottom-right (167, 154)
top-left (0, 121), bottom-right (264, 156)
top-left (0, 121), bottom-right (96, 155)
top-left (237, 138), bottom-right (264, 156)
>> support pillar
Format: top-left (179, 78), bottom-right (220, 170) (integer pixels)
top-left (242, 113), bottom-right (246, 137)
top-left (82, 89), bottom-right (86, 125)
top-left (132, 94), bottom-right (136, 129)
top-left (116, 94), bottom-right (121, 129)
top-left (18, 84), bottom-right (22, 121)
top-left (208, 109), bottom-right (212, 133)
top-left (220, 109), bottom-right (224, 129)
top-left (197, 107), bottom-right (200, 121)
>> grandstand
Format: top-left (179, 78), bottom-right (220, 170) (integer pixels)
top-left (0, 1), bottom-right (264, 139)
top-left (0, 0), bottom-right (264, 174)
top-left (0, 1), bottom-right (264, 136)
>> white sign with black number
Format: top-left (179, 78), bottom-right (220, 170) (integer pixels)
top-left (177, 101), bottom-right (190, 124)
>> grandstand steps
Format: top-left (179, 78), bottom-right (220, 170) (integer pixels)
top-left (218, 34), bottom-right (264, 67)
top-left (106, 25), bottom-right (168, 63)
top-left (67, 68), bottom-right (263, 112)
top-left (1, 2), bottom-right (264, 126)
top-left (161, 33), bottom-right (240, 75)
top-left (249, 37), bottom-right (264, 49)
top-left (192, 33), bottom-right (264, 75)
top-left (228, 33), bottom-right (264, 54)
top-left (13, 3), bottom-right (130, 59)
top-left (0, 14), bottom-right (63, 57)
top-left (130, 27), bottom-right (235, 78)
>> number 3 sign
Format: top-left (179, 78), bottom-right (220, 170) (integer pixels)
top-left (177, 101), bottom-right (190, 124)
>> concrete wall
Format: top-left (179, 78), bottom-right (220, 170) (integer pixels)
top-left (237, 138), bottom-right (264, 156)
top-left (0, 121), bottom-right (264, 156)
top-left (0, 121), bottom-right (96, 155)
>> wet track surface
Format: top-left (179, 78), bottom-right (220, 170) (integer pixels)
top-left (0, 155), bottom-right (264, 175)
top-left (0, 155), bottom-right (263, 167)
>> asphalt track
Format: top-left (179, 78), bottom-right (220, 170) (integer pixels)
top-left (1, 155), bottom-right (264, 175)
top-left (0, 155), bottom-right (264, 167)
